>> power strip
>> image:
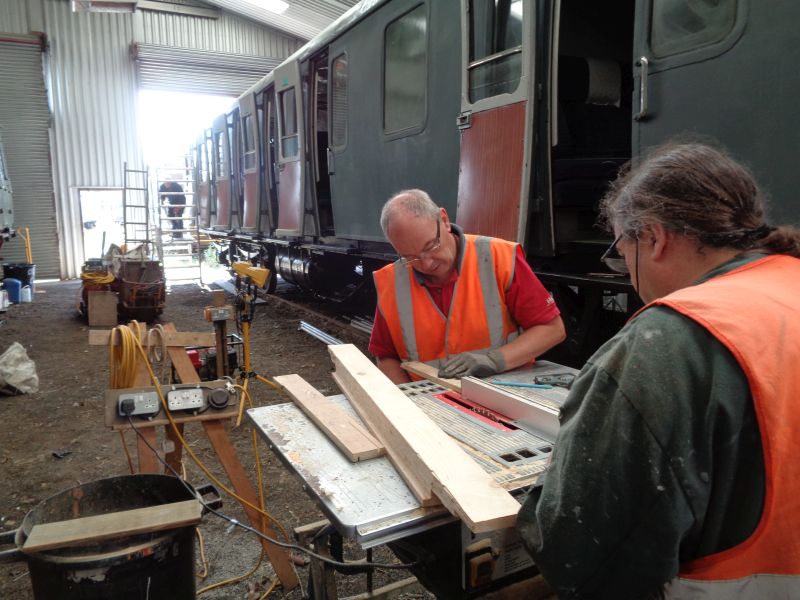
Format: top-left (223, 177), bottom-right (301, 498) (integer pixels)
top-left (111, 380), bottom-right (238, 420)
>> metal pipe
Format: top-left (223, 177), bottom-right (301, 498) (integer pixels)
top-left (298, 321), bottom-right (342, 346)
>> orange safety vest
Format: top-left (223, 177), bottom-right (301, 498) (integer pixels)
top-left (373, 234), bottom-right (521, 367)
top-left (647, 254), bottom-right (800, 598)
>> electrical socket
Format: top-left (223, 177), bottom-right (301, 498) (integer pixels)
top-left (167, 387), bottom-right (205, 411)
top-left (118, 391), bottom-right (160, 417)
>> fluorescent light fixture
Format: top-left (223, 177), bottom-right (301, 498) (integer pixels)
top-left (241, 0), bottom-right (289, 15)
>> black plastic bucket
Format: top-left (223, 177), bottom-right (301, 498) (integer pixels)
top-left (0, 474), bottom-right (219, 600)
top-left (2, 263), bottom-right (35, 293)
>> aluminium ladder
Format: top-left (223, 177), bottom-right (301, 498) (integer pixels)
top-left (122, 162), bottom-right (151, 250)
top-left (153, 157), bottom-right (202, 284)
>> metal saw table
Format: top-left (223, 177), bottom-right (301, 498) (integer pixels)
top-left (247, 361), bottom-right (576, 548)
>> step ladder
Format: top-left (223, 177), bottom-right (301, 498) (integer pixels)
top-left (122, 162), bottom-right (152, 250)
top-left (153, 157), bottom-right (202, 284)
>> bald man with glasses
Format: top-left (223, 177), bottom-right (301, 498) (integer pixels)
top-left (369, 189), bottom-right (566, 384)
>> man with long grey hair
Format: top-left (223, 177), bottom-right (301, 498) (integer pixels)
top-left (518, 141), bottom-right (800, 598)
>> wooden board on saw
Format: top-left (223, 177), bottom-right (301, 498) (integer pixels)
top-left (274, 374), bottom-right (384, 462)
top-left (401, 361), bottom-right (461, 392)
top-left (330, 344), bottom-right (520, 533)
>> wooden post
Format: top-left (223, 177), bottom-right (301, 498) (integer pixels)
top-left (165, 324), bottom-right (299, 590)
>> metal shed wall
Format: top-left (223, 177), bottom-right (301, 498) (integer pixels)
top-left (44, 0), bottom-right (142, 279)
top-left (134, 9), bottom-right (303, 95)
top-left (0, 38), bottom-right (59, 277)
top-left (3, 0), bottom-right (302, 278)
top-left (0, 0), bottom-right (32, 35)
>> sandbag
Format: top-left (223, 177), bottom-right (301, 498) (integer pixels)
top-left (0, 342), bottom-right (39, 395)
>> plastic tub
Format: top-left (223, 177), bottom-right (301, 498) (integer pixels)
top-left (3, 263), bottom-right (35, 293)
top-left (2, 278), bottom-right (21, 303)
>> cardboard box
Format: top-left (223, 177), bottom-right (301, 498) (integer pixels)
top-left (88, 291), bottom-right (118, 327)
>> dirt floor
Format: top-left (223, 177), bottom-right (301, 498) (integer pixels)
top-left (0, 280), bottom-right (436, 599)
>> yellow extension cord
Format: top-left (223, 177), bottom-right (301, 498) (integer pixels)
top-left (108, 322), bottom-right (291, 598)
top-left (81, 270), bottom-right (116, 285)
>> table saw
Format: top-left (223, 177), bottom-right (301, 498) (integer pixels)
top-left (247, 360), bottom-right (577, 597)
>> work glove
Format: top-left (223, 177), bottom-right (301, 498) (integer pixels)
top-left (438, 349), bottom-right (506, 379)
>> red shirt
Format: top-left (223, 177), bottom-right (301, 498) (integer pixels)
top-left (369, 244), bottom-right (559, 360)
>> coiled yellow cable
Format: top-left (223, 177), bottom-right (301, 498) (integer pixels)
top-left (110, 322), bottom-right (294, 595)
top-left (81, 271), bottom-right (115, 285)
top-left (127, 331), bottom-right (292, 543)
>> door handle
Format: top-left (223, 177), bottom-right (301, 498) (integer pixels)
top-left (327, 147), bottom-right (335, 175)
top-left (457, 111), bottom-right (472, 130)
top-left (634, 56), bottom-right (649, 121)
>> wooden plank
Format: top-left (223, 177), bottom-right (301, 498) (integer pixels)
top-left (22, 500), bottom-right (202, 553)
top-left (400, 361), bottom-right (461, 392)
top-left (330, 344), bottom-right (520, 533)
top-left (89, 329), bottom-right (216, 347)
top-left (203, 420), bottom-right (300, 590)
top-left (87, 291), bottom-right (118, 327)
top-left (162, 324), bottom-right (299, 590)
top-left (274, 374), bottom-right (384, 462)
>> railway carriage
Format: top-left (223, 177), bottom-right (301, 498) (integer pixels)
top-left (195, 0), bottom-right (800, 363)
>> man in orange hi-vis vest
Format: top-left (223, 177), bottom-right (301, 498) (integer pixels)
top-left (368, 189), bottom-right (566, 384)
top-left (518, 141), bottom-right (800, 599)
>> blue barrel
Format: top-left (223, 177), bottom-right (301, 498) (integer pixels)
top-left (2, 278), bottom-right (21, 303)
top-left (3, 263), bottom-right (35, 293)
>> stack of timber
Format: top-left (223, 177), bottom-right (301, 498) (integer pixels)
top-left (328, 344), bottom-right (520, 533)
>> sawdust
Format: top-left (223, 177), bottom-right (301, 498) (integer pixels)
top-left (0, 280), bottom-right (431, 599)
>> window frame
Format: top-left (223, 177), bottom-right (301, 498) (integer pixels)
top-left (382, 2), bottom-right (430, 140)
top-left (460, 0), bottom-right (531, 114)
top-left (330, 51), bottom-right (349, 151)
top-left (278, 87), bottom-right (300, 161)
top-left (242, 113), bottom-right (257, 172)
top-left (639, 0), bottom-right (748, 73)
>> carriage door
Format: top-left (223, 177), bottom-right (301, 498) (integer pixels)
top-left (196, 130), bottom-right (212, 229)
top-left (211, 114), bottom-right (231, 229)
top-left (457, 0), bottom-right (532, 242)
top-left (273, 61), bottom-right (305, 236)
top-left (632, 0), bottom-right (798, 220)
top-left (258, 86), bottom-right (279, 234)
top-left (238, 94), bottom-right (259, 231)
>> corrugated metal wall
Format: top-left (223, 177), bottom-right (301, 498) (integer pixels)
top-left (44, 0), bottom-right (142, 279)
top-left (139, 8), bottom-right (303, 56)
top-left (3, 0), bottom-right (303, 279)
top-left (0, 39), bottom-right (59, 277)
top-left (0, 0), bottom-right (31, 35)
top-left (134, 9), bottom-right (303, 95)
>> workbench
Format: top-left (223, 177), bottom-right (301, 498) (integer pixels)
top-left (248, 361), bottom-right (577, 598)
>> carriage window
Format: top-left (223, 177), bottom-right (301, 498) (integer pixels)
top-left (468, 0), bottom-right (523, 102)
top-left (331, 53), bottom-right (348, 149)
top-left (199, 141), bottom-right (208, 181)
top-left (384, 4), bottom-right (427, 134)
top-left (205, 138), bottom-right (213, 181)
top-left (650, 0), bottom-right (737, 57)
top-left (243, 114), bottom-right (256, 171)
top-left (215, 131), bottom-right (226, 177)
top-left (279, 88), bottom-right (299, 159)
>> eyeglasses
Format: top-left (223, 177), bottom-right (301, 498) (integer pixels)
top-left (399, 219), bottom-right (442, 266)
top-left (601, 235), bottom-right (629, 274)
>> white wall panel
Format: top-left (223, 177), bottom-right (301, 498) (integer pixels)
top-left (139, 8), bottom-right (303, 57)
top-left (44, 0), bottom-right (142, 278)
top-left (6, 0), bottom-right (303, 278)
top-left (0, 39), bottom-right (59, 277)
top-left (0, 0), bottom-right (31, 34)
